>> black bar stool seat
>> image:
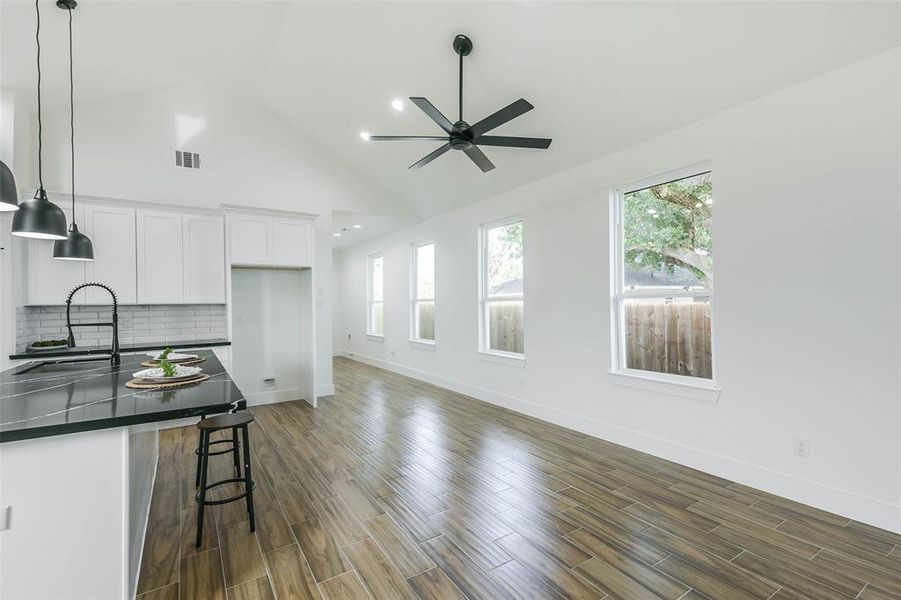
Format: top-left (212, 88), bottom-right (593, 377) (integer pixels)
top-left (194, 411), bottom-right (256, 547)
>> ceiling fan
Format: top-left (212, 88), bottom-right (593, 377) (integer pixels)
top-left (365, 34), bottom-right (552, 173)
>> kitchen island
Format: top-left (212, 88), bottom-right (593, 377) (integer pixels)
top-left (0, 350), bottom-right (244, 600)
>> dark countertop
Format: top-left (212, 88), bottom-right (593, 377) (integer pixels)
top-left (9, 338), bottom-right (231, 360)
top-left (0, 350), bottom-right (245, 443)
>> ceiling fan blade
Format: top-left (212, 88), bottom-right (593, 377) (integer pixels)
top-left (466, 99), bottom-right (534, 139)
top-left (410, 97), bottom-right (454, 134)
top-left (369, 136), bottom-right (450, 141)
top-left (475, 135), bottom-right (552, 149)
top-left (463, 145), bottom-right (495, 173)
top-left (409, 143), bottom-right (452, 169)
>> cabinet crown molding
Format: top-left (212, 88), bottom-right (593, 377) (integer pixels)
top-left (220, 204), bottom-right (318, 220)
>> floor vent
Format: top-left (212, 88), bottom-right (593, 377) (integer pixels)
top-left (175, 150), bottom-right (201, 169)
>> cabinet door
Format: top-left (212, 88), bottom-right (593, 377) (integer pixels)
top-left (184, 215), bottom-right (225, 303)
top-left (83, 204), bottom-right (137, 304)
top-left (229, 214), bottom-right (270, 265)
top-left (26, 206), bottom-right (87, 305)
top-left (137, 210), bottom-right (184, 304)
top-left (271, 218), bottom-right (311, 267)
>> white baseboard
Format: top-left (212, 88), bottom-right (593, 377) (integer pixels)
top-left (344, 351), bottom-right (901, 534)
top-left (333, 349), bottom-right (350, 358)
top-left (316, 383), bottom-right (336, 397)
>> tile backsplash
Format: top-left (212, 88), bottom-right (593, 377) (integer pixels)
top-left (16, 304), bottom-right (228, 352)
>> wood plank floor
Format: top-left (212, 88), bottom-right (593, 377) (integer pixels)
top-left (138, 357), bottom-right (901, 600)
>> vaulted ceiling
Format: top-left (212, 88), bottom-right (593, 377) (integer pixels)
top-left (2, 1), bottom-right (899, 218)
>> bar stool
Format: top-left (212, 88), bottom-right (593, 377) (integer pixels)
top-left (194, 412), bottom-right (256, 547)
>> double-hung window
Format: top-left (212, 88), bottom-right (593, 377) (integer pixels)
top-left (410, 242), bottom-right (436, 342)
top-left (479, 219), bottom-right (524, 357)
top-left (612, 168), bottom-right (714, 382)
top-left (367, 254), bottom-right (384, 337)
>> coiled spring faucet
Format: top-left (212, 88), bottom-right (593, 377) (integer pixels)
top-left (66, 282), bottom-right (120, 366)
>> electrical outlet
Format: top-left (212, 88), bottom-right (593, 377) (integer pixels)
top-left (261, 376), bottom-right (277, 390)
top-left (794, 438), bottom-right (810, 457)
top-left (0, 505), bottom-right (10, 531)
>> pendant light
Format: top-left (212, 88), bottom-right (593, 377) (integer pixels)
top-left (53, 0), bottom-right (93, 260)
top-left (0, 160), bottom-right (19, 212)
top-left (12, 0), bottom-right (68, 240)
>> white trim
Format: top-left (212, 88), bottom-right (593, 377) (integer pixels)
top-left (478, 217), bottom-right (526, 358)
top-left (608, 369), bottom-right (720, 403)
top-left (366, 334), bottom-right (385, 342)
top-left (366, 253), bottom-right (384, 337)
top-left (315, 383), bottom-right (336, 397)
top-left (410, 241), bottom-right (437, 344)
top-left (409, 339), bottom-right (436, 350)
top-left (220, 203), bottom-right (318, 220)
top-left (610, 166), bottom-right (717, 385)
top-left (477, 350), bottom-right (526, 368)
top-left (340, 351), bottom-right (901, 534)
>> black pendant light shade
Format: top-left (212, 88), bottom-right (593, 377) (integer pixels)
top-left (52, 0), bottom-right (92, 260)
top-left (53, 222), bottom-right (93, 260)
top-left (0, 161), bottom-right (19, 212)
top-left (12, 189), bottom-right (68, 239)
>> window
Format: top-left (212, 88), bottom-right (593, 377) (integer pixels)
top-left (479, 219), bottom-right (524, 356)
top-left (612, 169), bottom-right (714, 382)
top-left (367, 254), bottom-right (384, 337)
top-left (411, 242), bottom-right (435, 342)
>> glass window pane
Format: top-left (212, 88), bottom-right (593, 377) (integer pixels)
top-left (623, 297), bottom-right (712, 379)
top-left (369, 302), bottom-right (383, 336)
top-left (415, 301), bottom-right (435, 340)
top-left (370, 256), bottom-right (383, 301)
top-left (487, 222), bottom-right (523, 296)
top-left (488, 299), bottom-right (523, 353)
top-left (623, 172), bottom-right (712, 290)
top-left (415, 244), bottom-right (435, 300)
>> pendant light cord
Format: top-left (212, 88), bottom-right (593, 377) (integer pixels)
top-left (35, 0), bottom-right (44, 192)
top-left (68, 6), bottom-right (75, 217)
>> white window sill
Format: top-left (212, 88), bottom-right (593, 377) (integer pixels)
top-left (366, 334), bottom-right (384, 342)
top-left (409, 339), bottom-right (436, 350)
top-left (477, 350), bottom-right (526, 368)
top-left (608, 369), bottom-right (721, 403)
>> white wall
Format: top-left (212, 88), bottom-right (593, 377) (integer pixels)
top-left (334, 49), bottom-right (901, 533)
top-left (5, 86), bottom-right (407, 391)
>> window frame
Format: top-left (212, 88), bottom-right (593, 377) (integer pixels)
top-left (366, 252), bottom-right (384, 339)
top-left (410, 241), bottom-right (436, 345)
top-left (610, 164), bottom-right (717, 388)
top-left (478, 216), bottom-right (525, 361)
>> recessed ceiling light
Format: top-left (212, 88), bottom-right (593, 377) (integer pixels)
top-left (391, 99), bottom-right (404, 112)
top-left (352, 224), bottom-right (362, 229)
top-left (333, 232), bottom-right (341, 237)
top-left (359, 131), bottom-right (371, 141)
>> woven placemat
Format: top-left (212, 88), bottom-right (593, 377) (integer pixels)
top-left (126, 373), bottom-right (210, 390)
top-left (140, 357), bottom-right (207, 368)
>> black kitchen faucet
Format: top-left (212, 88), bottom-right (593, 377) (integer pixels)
top-left (66, 282), bottom-right (120, 366)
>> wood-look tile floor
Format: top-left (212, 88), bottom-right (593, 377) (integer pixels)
top-left (137, 357), bottom-right (901, 600)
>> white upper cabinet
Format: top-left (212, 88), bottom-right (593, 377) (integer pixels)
top-left (26, 206), bottom-right (87, 306)
top-left (227, 211), bottom-right (313, 267)
top-left (83, 204), bottom-right (138, 304)
top-left (229, 214), bottom-right (271, 265)
top-left (136, 210), bottom-right (184, 304)
top-left (183, 215), bottom-right (225, 303)
top-left (271, 218), bottom-right (311, 267)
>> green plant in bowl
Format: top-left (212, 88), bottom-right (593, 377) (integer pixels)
top-left (159, 358), bottom-right (177, 378)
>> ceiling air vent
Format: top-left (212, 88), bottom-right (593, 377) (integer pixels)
top-left (175, 150), bottom-right (201, 169)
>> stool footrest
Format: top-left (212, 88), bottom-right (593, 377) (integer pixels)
top-left (196, 478), bottom-right (256, 506)
top-left (194, 438), bottom-right (241, 457)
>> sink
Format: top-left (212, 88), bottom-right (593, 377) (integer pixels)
top-left (14, 358), bottom-right (112, 376)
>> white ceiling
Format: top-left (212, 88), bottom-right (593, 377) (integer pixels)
top-left (2, 1), bottom-right (899, 219)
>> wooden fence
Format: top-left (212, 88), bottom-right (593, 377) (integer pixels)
top-left (488, 301), bottom-right (524, 354)
top-left (624, 299), bottom-right (712, 379)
